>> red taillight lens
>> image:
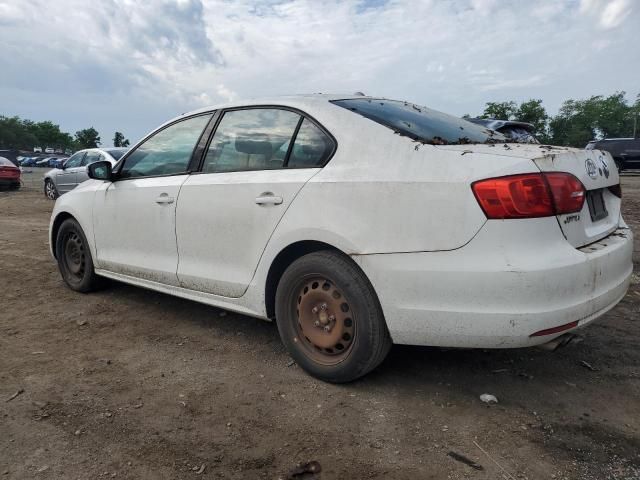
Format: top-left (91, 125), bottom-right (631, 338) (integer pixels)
top-left (545, 172), bottom-right (585, 214)
top-left (472, 173), bottom-right (585, 219)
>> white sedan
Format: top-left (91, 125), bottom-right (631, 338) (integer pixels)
top-left (49, 95), bottom-right (634, 382)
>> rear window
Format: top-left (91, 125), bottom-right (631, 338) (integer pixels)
top-left (0, 157), bottom-right (14, 166)
top-left (331, 98), bottom-right (507, 145)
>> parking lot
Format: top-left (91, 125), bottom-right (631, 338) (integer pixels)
top-left (1, 171), bottom-right (639, 479)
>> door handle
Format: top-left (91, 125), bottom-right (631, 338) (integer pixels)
top-left (255, 193), bottom-right (283, 205)
top-left (155, 193), bottom-right (175, 205)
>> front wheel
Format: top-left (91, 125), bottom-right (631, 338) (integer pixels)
top-left (55, 218), bottom-right (102, 292)
top-left (275, 250), bottom-right (392, 383)
top-left (45, 179), bottom-right (59, 200)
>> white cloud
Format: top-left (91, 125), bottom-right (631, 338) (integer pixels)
top-left (0, 0), bottom-right (638, 144)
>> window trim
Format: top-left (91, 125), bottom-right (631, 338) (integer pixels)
top-left (112, 112), bottom-right (216, 182)
top-left (192, 105), bottom-right (337, 175)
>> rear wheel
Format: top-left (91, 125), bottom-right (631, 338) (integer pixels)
top-left (55, 218), bottom-right (102, 292)
top-left (45, 179), bottom-right (58, 200)
top-left (275, 250), bottom-right (392, 383)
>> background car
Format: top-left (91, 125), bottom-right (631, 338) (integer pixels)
top-left (45, 147), bottom-right (54, 154)
top-left (36, 158), bottom-right (51, 167)
top-left (33, 147), bottom-right (42, 153)
top-left (50, 157), bottom-right (67, 169)
top-left (19, 157), bottom-right (38, 167)
top-left (466, 118), bottom-right (538, 143)
top-left (44, 147), bottom-right (127, 199)
top-left (586, 137), bottom-right (640, 171)
top-left (0, 156), bottom-right (21, 189)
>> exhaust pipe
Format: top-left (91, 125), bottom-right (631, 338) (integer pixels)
top-left (536, 333), bottom-right (576, 352)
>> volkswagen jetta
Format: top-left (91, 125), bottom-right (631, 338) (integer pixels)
top-left (49, 95), bottom-right (634, 382)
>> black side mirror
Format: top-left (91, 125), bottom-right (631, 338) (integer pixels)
top-left (87, 160), bottom-right (113, 181)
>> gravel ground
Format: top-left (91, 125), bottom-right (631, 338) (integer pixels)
top-left (1, 171), bottom-right (639, 480)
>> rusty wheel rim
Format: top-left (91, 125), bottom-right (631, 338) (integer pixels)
top-left (294, 276), bottom-right (355, 365)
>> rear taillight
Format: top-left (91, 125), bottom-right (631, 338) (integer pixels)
top-left (472, 172), bottom-right (585, 219)
top-left (544, 172), bottom-right (585, 214)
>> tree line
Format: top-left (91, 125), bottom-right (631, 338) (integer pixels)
top-left (0, 116), bottom-right (129, 151)
top-left (467, 91), bottom-right (639, 146)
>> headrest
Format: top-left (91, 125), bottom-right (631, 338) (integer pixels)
top-left (235, 135), bottom-right (272, 155)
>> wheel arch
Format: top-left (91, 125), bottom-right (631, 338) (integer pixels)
top-left (50, 211), bottom-right (76, 259)
top-left (264, 240), bottom-right (348, 319)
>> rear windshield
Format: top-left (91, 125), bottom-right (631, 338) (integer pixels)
top-left (331, 98), bottom-right (507, 145)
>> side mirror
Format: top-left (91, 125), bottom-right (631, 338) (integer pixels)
top-left (87, 160), bottom-right (113, 181)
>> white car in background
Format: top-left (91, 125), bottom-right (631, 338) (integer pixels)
top-left (43, 148), bottom-right (128, 199)
top-left (48, 95), bottom-right (633, 382)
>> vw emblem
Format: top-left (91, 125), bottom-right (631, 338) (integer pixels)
top-left (599, 156), bottom-right (610, 179)
top-left (585, 158), bottom-right (598, 179)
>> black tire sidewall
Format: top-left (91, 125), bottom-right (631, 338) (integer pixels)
top-left (275, 251), bottom-right (390, 383)
top-left (55, 218), bottom-right (97, 292)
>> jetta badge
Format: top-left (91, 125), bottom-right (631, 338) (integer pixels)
top-left (585, 158), bottom-right (598, 179)
top-left (599, 156), bottom-right (610, 179)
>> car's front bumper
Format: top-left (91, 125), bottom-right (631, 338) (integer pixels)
top-left (353, 217), bottom-right (634, 348)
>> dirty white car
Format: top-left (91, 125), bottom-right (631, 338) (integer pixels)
top-left (49, 95), bottom-right (634, 382)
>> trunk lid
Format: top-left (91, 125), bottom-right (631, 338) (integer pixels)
top-left (533, 148), bottom-right (620, 248)
top-left (436, 144), bottom-right (621, 248)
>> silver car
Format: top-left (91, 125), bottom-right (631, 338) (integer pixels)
top-left (44, 148), bottom-right (127, 199)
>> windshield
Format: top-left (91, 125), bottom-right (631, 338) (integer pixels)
top-left (331, 98), bottom-right (507, 145)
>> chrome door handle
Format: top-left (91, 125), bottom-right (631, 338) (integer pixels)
top-left (255, 193), bottom-right (283, 205)
top-left (155, 194), bottom-right (175, 205)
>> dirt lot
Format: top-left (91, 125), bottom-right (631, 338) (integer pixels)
top-left (1, 171), bottom-right (639, 480)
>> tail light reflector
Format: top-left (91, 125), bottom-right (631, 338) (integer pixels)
top-left (472, 173), bottom-right (585, 219)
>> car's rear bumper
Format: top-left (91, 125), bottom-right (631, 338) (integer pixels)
top-left (353, 217), bottom-right (633, 348)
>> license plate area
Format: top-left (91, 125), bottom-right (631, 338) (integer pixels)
top-left (586, 189), bottom-right (608, 222)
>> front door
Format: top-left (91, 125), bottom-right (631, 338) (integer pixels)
top-left (57, 151), bottom-right (85, 193)
top-left (92, 113), bottom-right (213, 285)
top-left (176, 108), bottom-right (335, 297)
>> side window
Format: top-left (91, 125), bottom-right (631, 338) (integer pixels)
top-left (82, 152), bottom-right (101, 166)
top-left (287, 119), bottom-right (333, 168)
top-left (64, 152), bottom-right (85, 168)
top-left (119, 114), bottom-right (212, 179)
top-left (202, 109), bottom-right (300, 173)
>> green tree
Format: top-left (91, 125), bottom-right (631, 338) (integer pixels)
top-left (481, 101), bottom-right (518, 120)
top-left (75, 127), bottom-right (101, 149)
top-left (113, 131), bottom-right (130, 147)
top-left (515, 99), bottom-right (548, 140)
top-left (549, 92), bottom-right (635, 147)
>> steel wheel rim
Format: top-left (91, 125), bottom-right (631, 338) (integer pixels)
top-left (63, 232), bottom-right (86, 281)
top-left (293, 276), bottom-right (355, 365)
top-left (46, 181), bottom-right (56, 199)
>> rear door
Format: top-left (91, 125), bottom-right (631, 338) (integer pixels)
top-left (176, 108), bottom-right (335, 297)
top-left (534, 149), bottom-right (620, 247)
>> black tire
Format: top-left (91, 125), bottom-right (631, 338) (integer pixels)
top-left (55, 218), bottom-right (102, 292)
top-left (275, 250), bottom-right (392, 383)
top-left (45, 179), bottom-right (59, 200)
top-left (615, 159), bottom-right (624, 173)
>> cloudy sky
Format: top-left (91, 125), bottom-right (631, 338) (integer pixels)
top-left (1, 0), bottom-right (638, 146)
